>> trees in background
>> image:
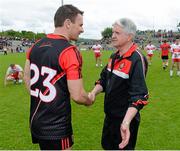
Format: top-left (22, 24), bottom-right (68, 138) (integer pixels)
top-left (0, 30), bottom-right (46, 40)
top-left (101, 27), bottom-right (112, 39)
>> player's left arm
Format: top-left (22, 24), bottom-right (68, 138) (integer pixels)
top-left (24, 59), bottom-right (30, 92)
top-left (119, 107), bottom-right (138, 149)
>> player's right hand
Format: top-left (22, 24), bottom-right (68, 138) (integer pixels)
top-left (84, 92), bottom-right (95, 106)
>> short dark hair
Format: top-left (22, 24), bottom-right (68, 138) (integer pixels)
top-left (10, 64), bottom-right (15, 68)
top-left (54, 4), bottom-right (83, 27)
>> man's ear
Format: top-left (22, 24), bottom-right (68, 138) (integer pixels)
top-left (64, 19), bottom-right (71, 29)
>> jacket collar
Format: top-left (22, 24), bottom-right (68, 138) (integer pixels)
top-left (122, 43), bottom-right (137, 58)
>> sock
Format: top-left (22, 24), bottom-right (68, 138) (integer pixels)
top-left (170, 70), bottom-right (173, 76)
top-left (177, 71), bottom-right (180, 76)
top-left (19, 79), bottom-right (23, 83)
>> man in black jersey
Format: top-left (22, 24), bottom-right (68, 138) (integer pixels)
top-left (24, 5), bottom-right (93, 150)
top-left (89, 18), bottom-right (149, 150)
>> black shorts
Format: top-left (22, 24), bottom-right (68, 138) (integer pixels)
top-left (161, 56), bottom-right (168, 60)
top-left (33, 135), bottom-right (74, 150)
top-left (101, 114), bottom-right (140, 150)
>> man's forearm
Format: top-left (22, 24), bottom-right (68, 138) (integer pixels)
top-left (71, 90), bottom-right (92, 106)
top-left (24, 79), bottom-right (30, 93)
top-left (79, 90), bottom-right (92, 105)
top-left (91, 84), bottom-right (103, 96)
top-left (122, 107), bottom-right (138, 126)
top-left (68, 79), bottom-right (93, 106)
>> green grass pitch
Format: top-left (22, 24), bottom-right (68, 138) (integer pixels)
top-left (0, 50), bottom-right (180, 149)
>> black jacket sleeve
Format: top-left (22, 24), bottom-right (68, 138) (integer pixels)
top-left (95, 65), bottom-right (108, 92)
top-left (128, 55), bottom-right (149, 111)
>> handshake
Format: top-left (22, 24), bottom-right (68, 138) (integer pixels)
top-left (73, 83), bottom-right (103, 106)
top-left (84, 91), bottom-right (96, 106)
top-left (84, 84), bottom-right (103, 106)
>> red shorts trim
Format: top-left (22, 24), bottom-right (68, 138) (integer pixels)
top-left (95, 52), bottom-right (101, 58)
top-left (38, 135), bottom-right (74, 150)
top-left (173, 58), bottom-right (180, 62)
top-left (7, 72), bottom-right (19, 80)
top-left (147, 54), bottom-right (153, 57)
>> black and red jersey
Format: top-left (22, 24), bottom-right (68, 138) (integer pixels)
top-left (96, 44), bottom-right (149, 118)
top-left (160, 43), bottom-right (170, 56)
top-left (27, 34), bottom-right (82, 140)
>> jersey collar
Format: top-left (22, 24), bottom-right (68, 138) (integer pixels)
top-left (47, 33), bottom-right (67, 40)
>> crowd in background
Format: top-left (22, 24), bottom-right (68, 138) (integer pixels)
top-left (0, 36), bottom-right (34, 54)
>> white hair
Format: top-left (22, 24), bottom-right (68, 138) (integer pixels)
top-left (114, 18), bottom-right (137, 37)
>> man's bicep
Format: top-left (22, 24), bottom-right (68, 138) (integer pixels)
top-left (24, 59), bottom-right (31, 92)
top-left (24, 60), bottom-right (30, 74)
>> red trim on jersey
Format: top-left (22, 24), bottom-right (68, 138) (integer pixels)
top-left (132, 99), bottom-right (148, 106)
top-left (26, 39), bottom-right (41, 59)
top-left (30, 100), bottom-right (41, 127)
top-left (27, 34), bottom-right (68, 59)
top-left (72, 47), bottom-right (82, 79)
top-left (47, 33), bottom-right (67, 40)
top-left (26, 47), bottom-right (32, 60)
top-left (43, 72), bottom-right (65, 95)
top-left (51, 72), bottom-right (65, 85)
top-left (74, 47), bottom-right (82, 66)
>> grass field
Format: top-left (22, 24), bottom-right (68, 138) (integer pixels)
top-left (0, 50), bottom-right (180, 149)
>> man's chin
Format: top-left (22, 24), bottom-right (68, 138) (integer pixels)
top-left (71, 37), bottom-right (78, 41)
top-left (111, 42), bottom-right (117, 47)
